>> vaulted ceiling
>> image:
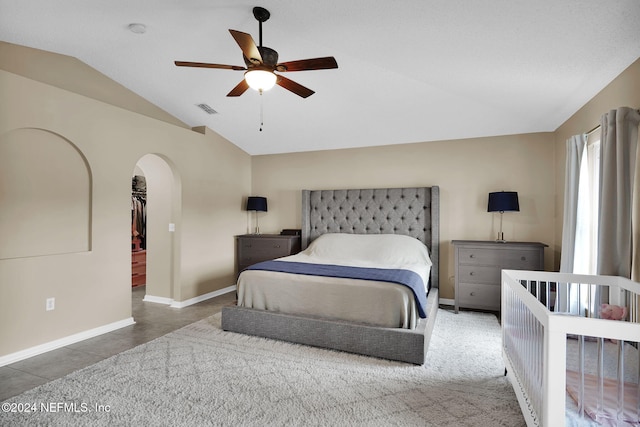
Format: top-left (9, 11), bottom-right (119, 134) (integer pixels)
top-left (1, 1), bottom-right (639, 155)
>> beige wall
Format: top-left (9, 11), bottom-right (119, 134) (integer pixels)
top-left (0, 64), bottom-right (251, 357)
top-left (0, 42), bottom-right (189, 130)
top-left (553, 58), bottom-right (640, 267)
top-left (1, 39), bottom-right (637, 361)
top-left (251, 133), bottom-right (557, 300)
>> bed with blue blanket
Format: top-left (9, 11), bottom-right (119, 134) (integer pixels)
top-left (222, 186), bottom-right (439, 364)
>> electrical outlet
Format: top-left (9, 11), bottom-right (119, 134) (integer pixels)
top-left (46, 297), bottom-right (55, 311)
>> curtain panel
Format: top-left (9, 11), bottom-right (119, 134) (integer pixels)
top-left (560, 134), bottom-right (587, 273)
top-left (596, 107), bottom-right (640, 279)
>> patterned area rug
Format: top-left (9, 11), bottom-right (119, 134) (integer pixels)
top-left (1, 309), bottom-right (525, 426)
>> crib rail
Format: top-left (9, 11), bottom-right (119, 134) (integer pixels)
top-left (501, 270), bottom-right (640, 426)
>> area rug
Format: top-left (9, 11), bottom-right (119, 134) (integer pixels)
top-left (0, 309), bottom-right (525, 426)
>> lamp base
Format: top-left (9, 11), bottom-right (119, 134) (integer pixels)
top-left (495, 231), bottom-right (506, 243)
top-left (253, 212), bottom-right (262, 234)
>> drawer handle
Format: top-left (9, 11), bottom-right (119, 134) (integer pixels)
top-left (469, 254), bottom-right (475, 258)
top-left (469, 272), bottom-right (474, 276)
top-left (470, 292), bottom-right (476, 296)
top-left (274, 244), bottom-right (281, 248)
top-left (521, 256), bottom-right (526, 261)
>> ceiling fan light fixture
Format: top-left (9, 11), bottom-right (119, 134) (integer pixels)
top-left (245, 69), bottom-right (277, 92)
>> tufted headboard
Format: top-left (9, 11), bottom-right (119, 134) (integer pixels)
top-left (301, 186), bottom-right (439, 289)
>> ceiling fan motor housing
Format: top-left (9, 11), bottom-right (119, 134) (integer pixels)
top-left (244, 46), bottom-right (279, 67)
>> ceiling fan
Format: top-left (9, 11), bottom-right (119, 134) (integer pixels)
top-left (174, 6), bottom-right (338, 98)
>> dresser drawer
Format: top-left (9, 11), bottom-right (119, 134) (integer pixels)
top-left (131, 250), bottom-right (146, 287)
top-left (132, 274), bottom-right (146, 286)
top-left (452, 240), bottom-right (547, 313)
top-left (132, 263), bottom-right (146, 275)
top-left (458, 248), bottom-right (502, 265)
top-left (458, 265), bottom-right (500, 285)
top-left (500, 250), bottom-right (542, 270)
top-left (458, 247), bottom-right (542, 269)
top-left (457, 283), bottom-right (501, 311)
top-left (132, 250), bottom-right (146, 263)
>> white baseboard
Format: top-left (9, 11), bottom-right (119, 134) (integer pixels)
top-left (0, 317), bottom-right (135, 367)
top-left (170, 285), bottom-right (236, 308)
top-left (142, 294), bottom-right (174, 305)
top-left (142, 285), bottom-right (236, 308)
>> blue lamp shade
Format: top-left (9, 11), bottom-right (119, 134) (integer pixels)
top-left (246, 196), bottom-right (268, 212)
top-left (487, 191), bottom-right (519, 213)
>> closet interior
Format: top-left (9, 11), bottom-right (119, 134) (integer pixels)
top-left (131, 175), bottom-right (146, 287)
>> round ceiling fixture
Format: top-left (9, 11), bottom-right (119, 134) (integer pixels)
top-left (128, 23), bottom-right (146, 34)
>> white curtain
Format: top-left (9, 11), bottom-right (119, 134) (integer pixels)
top-left (596, 107), bottom-right (640, 279)
top-left (634, 142), bottom-right (640, 283)
top-left (557, 134), bottom-right (587, 313)
top-left (560, 134), bottom-right (587, 273)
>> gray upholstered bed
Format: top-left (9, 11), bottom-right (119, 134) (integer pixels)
top-left (222, 186), bottom-right (439, 364)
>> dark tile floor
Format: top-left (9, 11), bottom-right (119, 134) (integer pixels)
top-left (0, 286), bottom-right (235, 401)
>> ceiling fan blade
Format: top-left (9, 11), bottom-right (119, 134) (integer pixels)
top-left (276, 75), bottom-right (315, 98)
top-left (227, 79), bottom-right (250, 97)
top-left (174, 61), bottom-right (246, 71)
top-left (277, 56), bottom-right (338, 72)
top-left (229, 29), bottom-right (263, 64)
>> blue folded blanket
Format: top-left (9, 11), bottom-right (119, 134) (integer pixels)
top-left (245, 260), bottom-right (428, 318)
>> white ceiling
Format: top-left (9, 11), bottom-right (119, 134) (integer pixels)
top-left (1, 1), bottom-right (639, 155)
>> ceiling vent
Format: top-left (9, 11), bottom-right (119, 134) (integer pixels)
top-left (196, 103), bottom-right (217, 115)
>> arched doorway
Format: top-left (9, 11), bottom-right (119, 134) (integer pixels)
top-left (132, 154), bottom-right (182, 303)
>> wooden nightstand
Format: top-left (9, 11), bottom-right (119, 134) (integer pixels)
top-left (452, 240), bottom-right (547, 313)
top-left (236, 234), bottom-right (301, 276)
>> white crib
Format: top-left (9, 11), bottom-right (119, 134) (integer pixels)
top-left (501, 270), bottom-right (640, 426)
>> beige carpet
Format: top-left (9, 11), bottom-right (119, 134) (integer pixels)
top-left (0, 309), bottom-right (525, 426)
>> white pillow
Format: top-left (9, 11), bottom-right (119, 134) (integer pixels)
top-left (305, 233), bottom-right (431, 266)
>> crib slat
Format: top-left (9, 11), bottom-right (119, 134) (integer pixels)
top-left (597, 337), bottom-right (605, 421)
top-left (578, 335), bottom-right (585, 419)
top-left (617, 341), bottom-right (625, 424)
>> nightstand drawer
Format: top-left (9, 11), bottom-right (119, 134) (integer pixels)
top-left (239, 238), bottom-right (292, 259)
top-left (457, 283), bottom-right (501, 311)
top-left (458, 265), bottom-right (500, 284)
top-left (236, 234), bottom-right (301, 277)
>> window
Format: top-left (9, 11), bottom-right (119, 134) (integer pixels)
top-left (572, 134), bottom-right (600, 275)
top-left (569, 133), bottom-right (601, 314)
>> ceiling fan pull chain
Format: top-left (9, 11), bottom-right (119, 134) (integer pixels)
top-left (259, 89), bottom-right (264, 132)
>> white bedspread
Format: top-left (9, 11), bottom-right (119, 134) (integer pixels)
top-left (236, 233), bottom-right (432, 329)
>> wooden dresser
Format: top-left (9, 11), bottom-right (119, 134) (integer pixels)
top-left (236, 234), bottom-right (301, 276)
top-left (131, 250), bottom-right (146, 287)
top-left (452, 240), bottom-right (547, 312)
